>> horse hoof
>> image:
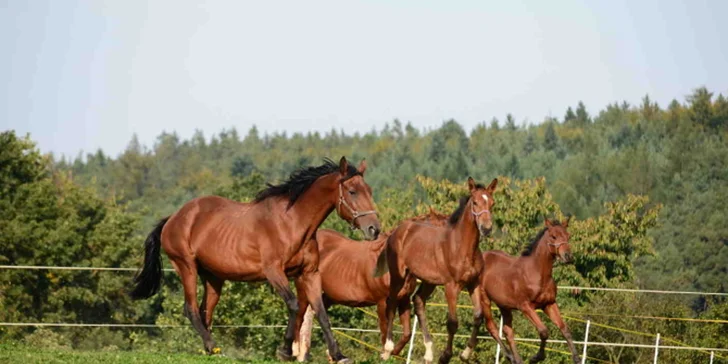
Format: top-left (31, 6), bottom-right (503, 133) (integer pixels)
top-left (380, 352), bottom-right (391, 360)
top-left (336, 358), bottom-right (352, 364)
top-left (277, 346), bottom-right (294, 362)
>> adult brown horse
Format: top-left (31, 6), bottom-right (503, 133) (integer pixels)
top-left (129, 157), bottom-right (381, 363)
top-left (292, 208), bottom-right (449, 361)
top-left (475, 217), bottom-right (581, 364)
top-left (375, 177), bottom-right (498, 364)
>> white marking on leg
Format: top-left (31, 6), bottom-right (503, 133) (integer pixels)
top-left (292, 341), bottom-right (299, 357)
top-left (424, 340), bottom-right (434, 361)
top-left (384, 339), bottom-right (394, 352)
top-left (461, 346), bottom-right (472, 360)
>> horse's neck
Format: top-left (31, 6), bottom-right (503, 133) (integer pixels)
top-left (523, 237), bottom-right (555, 286)
top-left (448, 205), bottom-right (480, 260)
top-left (286, 174), bottom-right (337, 240)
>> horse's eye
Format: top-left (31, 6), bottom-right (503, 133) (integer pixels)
top-left (349, 190), bottom-right (356, 196)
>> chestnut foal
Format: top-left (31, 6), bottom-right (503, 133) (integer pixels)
top-left (375, 177), bottom-right (498, 364)
top-left (476, 217), bottom-right (581, 364)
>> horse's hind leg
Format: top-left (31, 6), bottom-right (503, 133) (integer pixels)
top-left (501, 309), bottom-right (524, 364)
top-left (481, 296), bottom-right (513, 362)
top-left (172, 259), bottom-right (217, 354)
top-left (460, 284), bottom-right (483, 362)
top-left (413, 282), bottom-right (436, 364)
top-left (391, 297), bottom-right (412, 355)
top-left (199, 272), bottom-right (224, 332)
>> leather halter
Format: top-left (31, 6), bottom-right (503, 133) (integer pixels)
top-left (470, 199), bottom-right (490, 217)
top-left (338, 183), bottom-right (377, 229)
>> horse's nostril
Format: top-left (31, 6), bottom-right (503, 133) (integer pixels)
top-left (368, 226), bottom-right (378, 237)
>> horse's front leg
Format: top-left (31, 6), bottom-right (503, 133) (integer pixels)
top-left (299, 270), bottom-right (351, 364)
top-left (292, 277), bottom-right (314, 362)
top-left (520, 305), bottom-right (549, 363)
top-left (543, 304), bottom-right (581, 364)
top-left (264, 266), bottom-right (300, 361)
top-left (440, 282), bottom-right (461, 364)
top-left (460, 283), bottom-right (483, 361)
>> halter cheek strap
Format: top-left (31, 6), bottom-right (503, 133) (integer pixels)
top-left (338, 184), bottom-right (377, 230)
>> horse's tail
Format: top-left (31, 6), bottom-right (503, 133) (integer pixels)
top-left (373, 232), bottom-right (393, 277)
top-left (129, 216), bottom-right (169, 300)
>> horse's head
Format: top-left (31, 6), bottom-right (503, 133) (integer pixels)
top-left (467, 177), bottom-right (498, 236)
top-left (544, 216), bottom-right (573, 263)
top-left (335, 156), bottom-right (381, 240)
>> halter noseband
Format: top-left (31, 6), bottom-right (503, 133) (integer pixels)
top-left (470, 199), bottom-right (490, 217)
top-left (338, 183), bottom-right (377, 230)
top-left (548, 242), bottom-right (568, 248)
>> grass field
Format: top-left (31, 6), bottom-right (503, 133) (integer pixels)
top-left (0, 342), bottom-right (282, 364)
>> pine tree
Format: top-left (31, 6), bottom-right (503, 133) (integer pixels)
top-left (544, 122), bottom-right (559, 152)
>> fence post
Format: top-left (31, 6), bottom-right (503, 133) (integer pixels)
top-left (581, 320), bottom-right (590, 364)
top-left (406, 315), bottom-right (419, 364)
top-left (495, 315), bottom-right (504, 364)
top-left (653, 333), bottom-right (660, 364)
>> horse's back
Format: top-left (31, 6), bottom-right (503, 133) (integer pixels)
top-left (315, 229), bottom-right (388, 305)
top-left (162, 195), bottom-right (265, 280)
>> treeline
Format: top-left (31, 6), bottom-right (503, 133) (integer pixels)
top-left (60, 87), bottom-right (728, 294)
top-left (1, 86), bottom-right (726, 362)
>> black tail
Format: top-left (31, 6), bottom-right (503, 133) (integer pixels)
top-left (130, 217), bottom-right (169, 300)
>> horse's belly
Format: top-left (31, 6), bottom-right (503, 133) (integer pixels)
top-left (196, 244), bottom-right (265, 281)
top-left (320, 271), bottom-right (383, 306)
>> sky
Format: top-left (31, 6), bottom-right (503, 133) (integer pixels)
top-left (1, 0), bottom-right (727, 159)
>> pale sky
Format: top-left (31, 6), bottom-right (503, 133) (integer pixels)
top-left (2, 0), bottom-right (727, 159)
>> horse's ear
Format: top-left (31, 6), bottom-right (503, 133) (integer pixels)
top-left (563, 215), bottom-right (572, 228)
top-left (339, 156), bottom-right (349, 175)
top-left (544, 218), bottom-right (552, 227)
top-left (486, 178), bottom-right (498, 193)
top-left (358, 159), bottom-right (367, 175)
top-left (467, 177), bottom-right (476, 192)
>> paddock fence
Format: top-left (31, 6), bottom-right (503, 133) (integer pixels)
top-left (1, 265), bottom-right (726, 364)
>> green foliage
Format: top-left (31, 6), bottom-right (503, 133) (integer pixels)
top-left (4, 86), bottom-right (728, 362)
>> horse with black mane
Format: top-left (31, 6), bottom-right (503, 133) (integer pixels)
top-left (129, 157), bottom-right (380, 363)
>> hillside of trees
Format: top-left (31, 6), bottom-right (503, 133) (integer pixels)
top-left (59, 86), bottom-right (728, 294)
top-left (2, 86), bottom-right (727, 362)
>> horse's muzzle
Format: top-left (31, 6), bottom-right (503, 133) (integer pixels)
top-left (363, 224), bottom-right (381, 240)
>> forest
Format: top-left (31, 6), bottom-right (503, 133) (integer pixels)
top-left (1, 86), bottom-right (727, 363)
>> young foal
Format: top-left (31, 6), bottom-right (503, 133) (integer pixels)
top-left (375, 177), bottom-right (498, 364)
top-left (293, 209), bottom-right (449, 361)
top-left (477, 217), bottom-right (581, 364)
top-left (129, 157), bottom-right (380, 363)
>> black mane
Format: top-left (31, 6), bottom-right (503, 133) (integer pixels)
top-left (254, 158), bottom-right (360, 208)
top-left (521, 221), bottom-right (561, 256)
top-left (447, 183), bottom-right (485, 225)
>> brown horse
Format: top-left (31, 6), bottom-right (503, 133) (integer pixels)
top-left (129, 157), bottom-right (381, 363)
top-left (292, 208), bottom-right (449, 361)
top-left (476, 217), bottom-right (580, 364)
top-left (375, 177), bottom-right (498, 364)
